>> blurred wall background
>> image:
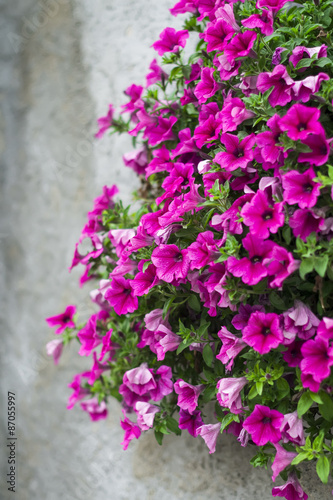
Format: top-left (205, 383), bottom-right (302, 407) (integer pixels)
top-left (0, 1), bottom-right (331, 499)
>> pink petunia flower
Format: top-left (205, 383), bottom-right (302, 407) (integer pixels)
top-left (226, 233), bottom-right (275, 286)
top-left (283, 299), bottom-right (320, 343)
top-left (282, 167), bottom-right (321, 209)
top-left (291, 73), bottom-right (329, 103)
top-left (242, 9), bottom-right (274, 36)
top-left (150, 365), bottom-right (174, 401)
top-left (217, 377), bottom-right (248, 414)
top-left (272, 472), bottom-right (308, 500)
top-left (151, 244), bottom-right (191, 283)
top-left (255, 114), bottom-right (284, 165)
top-left (215, 53), bottom-right (242, 81)
top-left (300, 336), bottom-right (333, 383)
top-left (297, 132), bottom-right (330, 166)
top-left (317, 317), bottom-right (333, 341)
top-left (241, 190), bottom-right (285, 239)
top-left (80, 397), bottom-right (108, 422)
top-left (122, 363), bottom-right (156, 396)
top-left (105, 277), bottom-right (139, 315)
top-left (130, 261), bottom-right (159, 297)
top-left (170, 0), bottom-right (197, 16)
top-left (186, 231), bottom-right (219, 270)
top-left (219, 96), bottom-right (255, 133)
top-left (271, 443), bottom-right (297, 482)
top-left (203, 19), bottom-right (234, 53)
top-left (123, 147), bottom-right (148, 176)
top-left (120, 410), bottom-right (141, 450)
top-left (242, 311), bottom-right (284, 355)
top-left (146, 58), bottom-right (168, 87)
top-left (197, 423), bottom-right (221, 454)
top-left (282, 340), bottom-right (303, 367)
top-left (215, 133), bottom-right (256, 172)
top-left (280, 411), bottom-right (305, 446)
top-left (95, 104), bottom-right (114, 138)
top-left (279, 104), bottom-right (324, 141)
top-left (289, 45), bottom-right (327, 70)
top-left (243, 404), bottom-right (284, 446)
top-left (216, 326), bottom-right (247, 370)
top-left (256, 0), bottom-right (291, 11)
top-left (134, 402), bottom-right (159, 431)
top-left (257, 65), bottom-right (294, 107)
top-left (266, 245), bottom-right (300, 288)
top-left (194, 67), bottom-right (220, 104)
top-left (46, 338), bottom-right (63, 365)
top-left (289, 208), bottom-right (325, 241)
top-left (46, 305), bottom-right (76, 334)
top-left (155, 324), bottom-right (182, 361)
top-left (224, 31), bottom-right (257, 64)
top-left (152, 27), bottom-right (189, 55)
top-left (179, 409), bottom-right (204, 437)
top-left (174, 379), bottom-right (203, 414)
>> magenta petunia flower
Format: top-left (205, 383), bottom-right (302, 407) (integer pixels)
top-left (197, 423), bottom-right (221, 454)
top-left (123, 363), bottom-right (156, 396)
top-left (297, 132), bottom-right (330, 166)
top-left (272, 472), bottom-right (308, 500)
top-left (120, 410), bottom-right (141, 450)
top-left (121, 84), bottom-right (144, 114)
top-left (282, 340), bottom-right (303, 367)
top-left (300, 336), bottom-right (333, 383)
top-left (123, 147), bottom-right (148, 176)
top-left (152, 27), bottom-right (189, 55)
top-left (282, 167), bottom-right (321, 209)
top-left (46, 304), bottom-right (76, 334)
top-left (224, 31), bottom-right (257, 64)
top-left (292, 73), bottom-right (329, 103)
top-left (170, 0), bottom-right (197, 16)
top-left (146, 58), bottom-right (168, 87)
top-left (146, 115), bottom-right (178, 147)
top-left (282, 300), bottom-right (320, 343)
top-left (150, 365), bottom-right (174, 401)
top-left (219, 96), bottom-right (255, 133)
top-left (226, 233), bottom-right (275, 286)
top-left (289, 208), bottom-right (325, 241)
top-left (193, 114), bottom-right (221, 149)
top-left (203, 18), bottom-right (234, 53)
top-left (215, 133), bottom-right (256, 172)
top-left (266, 245), bottom-right (300, 288)
top-left (256, 0), bottom-right (290, 11)
top-left (179, 409), bottom-right (204, 437)
top-left (242, 311), bottom-right (284, 355)
top-left (243, 404), bottom-right (284, 446)
top-left (257, 65), bottom-right (294, 107)
top-left (151, 244), bottom-right (191, 283)
top-left (155, 324), bottom-right (182, 361)
top-left (174, 379), bottom-right (203, 414)
top-left (289, 45), bottom-right (327, 70)
top-left (215, 3), bottom-right (240, 31)
top-left (317, 317), bottom-right (333, 341)
top-left (130, 261), bottom-right (159, 297)
top-left (105, 277), bottom-right (139, 315)
top-left (216, 326), bottom-right (247, 369)
top-left (77, 310), bottom-right (108, 356)
top-left (280, 411), bottom-right (305, 446)
top-left (95, 104), bottom-right (114, 139)
top-left (186, 231), bottom-right (219, 270)
top-left (134, 402), bottom-right (159, 431)
top-left (241, 190), bottom-right (285, 239)
top-left (217, 377), bottom-right (248, 414)
top-left (80, 397), bottom-right (108, 422)
top-left (194, 67), bottom-right (220, 104)
top-left (67, 372), bottom-right (90, 409)
top-left (271, 443), bottom-right (297, 482)
top-left (279, 104), bottom-right (324, 141)
top-left (255, 114), bottom-right (284, 165)
top-left (215, 53), bottom-right (242, 81)
top-left (242, 9), bottom-right (274, 36)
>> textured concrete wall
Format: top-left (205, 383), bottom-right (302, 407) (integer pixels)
top-left (0, 1), bottom-right (332, 499)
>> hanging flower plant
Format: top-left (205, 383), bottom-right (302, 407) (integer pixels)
top-left (46, 0), bottom-right (333, 497)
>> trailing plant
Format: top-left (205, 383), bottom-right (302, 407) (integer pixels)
top-left (46, 0), bottom-right (333, 497)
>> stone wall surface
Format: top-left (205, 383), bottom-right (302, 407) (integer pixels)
top-left (0, 1), bottom-right (332, 499)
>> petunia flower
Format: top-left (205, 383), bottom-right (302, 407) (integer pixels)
top-left (150, 365), bottom-right (174, 401)
top-left (242, 311), bottom-right (284, 355)
top-left (95, 104), bottom-right (114, 138)
top-left (282, 167), bottom-right (321, 209)
top-left (280, 411), bottom-right (305, 446)
top-left (120, 410), bottom-right (141, 450)
top-left (152, 27), bottom-right (189, 55)
top-left (134, 402), bottom-right (159, 431)
top-left (154, 324), bottom-right (182, 361)
top-left (282, 340), bottom-right (303, 367)
top-left (243, 404), bottom-right (284, 446)
top-left (46, 305), bottom-right (76, 334)
top-left (186, 231), bottom-right (219, 270)
top-left (271, 443), bottom-right (297, 482)
top-left (297, 132), bottom-right (330, 166)
top-left (291, 73), bottom-right (329, 103)
top-left (219, 96), bottom-right (255, 133)
top-left (217, 377), bottom-right (248, 414)
top-left (197, 423), bottom-right (221, 454)
top-left (224, 31), bottom-right (257, 64)
top-left (46, 338), bottom-right (63, 365)
top-left (216, 326), bottom-right (247, 369)
top-left (256, 0), bottom-right (290, 12)
top-left (272, 472), bottom-right (308, 500)
top-left (170, 0), bottom-right (197, 16)
top-left (289, 208), bottom-right (325, 241)
top-left (122, 363), bottom-right (156, 396)
top-left (194, 67), bottom-right (220, 104)
top-left (202, 18), bottom-right (234, 53)
top-left (241, 190), bottom-right (285, 239)
top-left (105, 277), bottom-right (139, 315)
top-left (266, 245), bottom-right (300, 288)
top-left (279, 104), bottom-right (324, 141)
top-left (242, 9), bottom-right (274, 36)
top-left (80, 397), bottom-right (108, 422)
top-left (151, 244), bottom-right (191, 283)
top-left (300, 336), bottom-right (333, 383)
top-left (146, 58), bottom-right (168, 87)
top-left (257, 65), bottom-right (294, 107)
top-left (289, 45), bottom-right (327, 70)
top-left (215, 133), bottom-right (256, 172)
top-left (317, 317), bottom-right (333, 341)
top-left (179, 409), bottom-right (204, 437)
top-left (174, 379), bottom-right (203, 414)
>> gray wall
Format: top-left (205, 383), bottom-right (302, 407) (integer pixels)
top-left (0, 1), bottom-right (331, 498)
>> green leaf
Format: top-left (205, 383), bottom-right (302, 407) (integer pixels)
top-left (163, 296), bottom-right (175, 319)
top-left (295, 58), bottom-right (313, 70)
top-left (202, 384), bottom-right (216, 403)
top-left (297, 391), bottom-right (313, 418)
top-left (282, 226), bottom-right (292, 245)
top-left (220, 413), bottom-right (235, 433)
top-left (256, 381), bottom-right (263, 396)
top-left (291, 452), bottom-right (311, 466)
top-left (176, 339), bottom-right (192, 355)
top-left (318, 392), bottom-right (333, 422)
top-left (188, 294), bottom-right (201, 312)
top-left (269, 292), bottom-right (286, 311)
top-left (313, 431), bottom-right (324, 452)
top-left (313, 255), bottom-right (329, 278)
top-left (202, 343), bottom-right (214, 367)
top-left (154, 430), bottom-right (164, 446)
top-left (299, 259), bottom-right (314, 280)
top-left (310, 391), bottom-right (324, 405)
top-left (248, 385), bottom-right (258, 400)
top-left (316, 57), bottom-right (333, 68)
top-left (276, 378), bottom-right (290, 399)
top-left (316, 455), bottom-right (330, 484)
top-left (142, 260), bottom-right (151, 272)
top-left (166, 417), bottom-right (181, 435)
